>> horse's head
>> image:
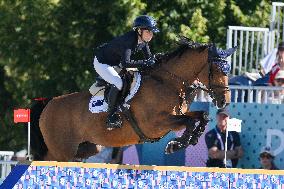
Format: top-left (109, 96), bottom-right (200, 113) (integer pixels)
top-left (198, 45), bottom-right (237, 108)
top-left (153, 37), bottom-right (236, 109)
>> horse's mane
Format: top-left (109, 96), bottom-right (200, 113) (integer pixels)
top-left (142, 36), bottom-right (212, 77)
top-left (156, 36), bottom-right (211, 64)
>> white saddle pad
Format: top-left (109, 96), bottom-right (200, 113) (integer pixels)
top-left (88, 72), bottom-right (141, 113)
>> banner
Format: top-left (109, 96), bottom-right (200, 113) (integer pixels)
top-left (227, 118), bottom-right (242, 132)
top-left (14, 109), bottom-right (30, 123)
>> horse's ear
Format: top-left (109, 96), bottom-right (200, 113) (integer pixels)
top-left (208, 45), bottom-right (238, 75)
top-left (216, 46), bottom-right (238, 59)
top-left (224, 46), bottom-right (238, 58)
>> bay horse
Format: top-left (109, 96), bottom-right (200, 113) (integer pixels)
top-left (30, 37), bottom-right (236, 161)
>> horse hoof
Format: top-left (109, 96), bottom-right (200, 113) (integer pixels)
top-left (106, 117), bottom-right (122, 130)
top-left (106, 123), bottom-right (122, 130)
top-left (189, 137), bottom-right (199, 145)
top-left (107, 127), bottom-right (115, 131)
top-left (165, 141), bottom-right (176, 154)
top-left (165, 140), bottom-right (184, 154)
top-left (202, 112), bottom-right (210, 121)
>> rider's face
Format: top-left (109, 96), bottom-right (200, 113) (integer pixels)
top-left (278, 49), bottom-right (284, 67)
top-left (141, 29), bottom-right (153, 42)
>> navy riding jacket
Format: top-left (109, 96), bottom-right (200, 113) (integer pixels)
top-left (95, 31), bottom-right (152, 67)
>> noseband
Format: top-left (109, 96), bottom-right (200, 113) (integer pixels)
top-left (158, 56), bottom-right (229, 104)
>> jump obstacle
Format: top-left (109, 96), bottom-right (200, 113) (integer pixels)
top-left (1, 161), bottom-right (284, 188)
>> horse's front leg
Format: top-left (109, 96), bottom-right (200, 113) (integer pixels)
top-left (165, 111), bottom-right (210, 154)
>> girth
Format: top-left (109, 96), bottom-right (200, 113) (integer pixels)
top-left (120, 106), bottom-right (170, 143)
top-left (120, 70), bottom-right (170, 143)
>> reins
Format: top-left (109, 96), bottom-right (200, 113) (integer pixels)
top-left (153, 47), bottom-right (230, 104)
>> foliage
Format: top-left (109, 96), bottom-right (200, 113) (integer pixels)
top-left (0, 0), bottom-right (272, 151)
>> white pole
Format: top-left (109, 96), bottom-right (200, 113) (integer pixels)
top-left (28, 122), bottom-right (31, 161)
top-left (224, 129), bottom-right (228, 168)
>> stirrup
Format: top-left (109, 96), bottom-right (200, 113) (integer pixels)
top-left (106, 113), bottom-right (122, 130)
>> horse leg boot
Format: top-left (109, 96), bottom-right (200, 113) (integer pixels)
top-left (106, 85), bottom-right (122, 130)
top-left (165, 118), bottom-right (197, 154)
top-left (165, 112), bottom-right (210, 154)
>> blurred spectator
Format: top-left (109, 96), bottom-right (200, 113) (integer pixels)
top-left (84, 146), bottom-right (123, 164)
top-left (259, 146), bottom-right (279, 170)
top-left (11, 149), bottom-right (27, 161)
top-left (205, 108), bottom-right (243, 168)
top-left (268, 70), bottom-right (284, 104)
top-left (268, 42), bottom-right (284, 86)
top-left (253, 73), bottom-right (269, 86)
top-left (274, 70), bottom-right (284, 89)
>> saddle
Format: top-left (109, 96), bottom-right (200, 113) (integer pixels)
top-left (89, 69), bottom-right (141, 113)
top-left (89, 69), bottom-right (166, 143)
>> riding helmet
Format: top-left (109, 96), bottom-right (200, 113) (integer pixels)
top-left (133, 15), bottom-right (160, 33)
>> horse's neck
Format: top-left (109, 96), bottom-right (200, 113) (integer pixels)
top-left (156, 49), bottom-right (207, 87)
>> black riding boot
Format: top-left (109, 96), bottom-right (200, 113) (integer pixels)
top-left (106, 85), bottom-right (122, 130)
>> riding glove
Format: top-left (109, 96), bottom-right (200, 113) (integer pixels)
top-left (123, 57), bottom-right (155, 68)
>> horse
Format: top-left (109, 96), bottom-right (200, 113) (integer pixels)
top-left (30, 37), bottom-right (236, 161)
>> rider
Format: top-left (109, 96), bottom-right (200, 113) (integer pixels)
top-left (269, 41), bottom-right (284, 86)
top-left (93, 15), bottom-right (159, 130)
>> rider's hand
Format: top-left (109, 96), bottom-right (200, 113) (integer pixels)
top-left (145, 56), bottom-right (155, 66)
top-left (154, 53), bottom-right (164, 60)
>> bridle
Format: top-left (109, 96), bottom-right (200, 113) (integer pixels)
top-left (158, 55), bottom-right (230, 104)
top-left (207, 58), bottom-right (230, 92)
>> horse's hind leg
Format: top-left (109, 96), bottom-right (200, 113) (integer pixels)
top-left (165, 111), bottom-right (210, 154)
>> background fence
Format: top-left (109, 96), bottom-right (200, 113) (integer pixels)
top-left (195, 85), bottom-right (284, 104)
top-left (0, 151), bottom-right (17, 184)
top-left (227, 2), bottom-right (284, 76)
top-left (227, 26), bottom-right (269, 75)
top-left (270, 2), bottom-right (284, 51)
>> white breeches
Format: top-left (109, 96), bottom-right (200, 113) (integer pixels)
top-left (93, 57), bottom-right (123, 90)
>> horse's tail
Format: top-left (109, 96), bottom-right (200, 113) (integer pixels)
top-left (30, 98), bottom-right (51, 160)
